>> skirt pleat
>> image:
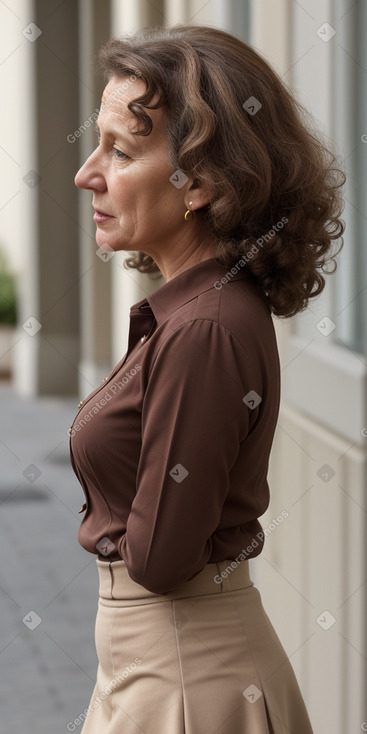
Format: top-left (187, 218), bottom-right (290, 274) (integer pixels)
top-left (78, 559), bottom-right (314, 734)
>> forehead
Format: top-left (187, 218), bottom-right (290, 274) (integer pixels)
top-left (101, 75), bottom-right (146, 110)
top-left (99, 75), bottom-right (163, 136)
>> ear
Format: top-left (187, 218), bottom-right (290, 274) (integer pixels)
top-left (185, 176), bottom-right (213, 209)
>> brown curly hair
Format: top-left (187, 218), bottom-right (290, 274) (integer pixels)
top-left (99, 24), bottom-right (346, 318)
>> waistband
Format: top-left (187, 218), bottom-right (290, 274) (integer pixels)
top-left (96, 558), bottom-right (253, 606)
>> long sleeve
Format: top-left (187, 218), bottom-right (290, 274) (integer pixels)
top-left (118, 318), bottom-right (261, 593)
top-left (70, 259), bottom-right (280, 585)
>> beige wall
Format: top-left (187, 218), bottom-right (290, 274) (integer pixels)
top-left (249, 1), bottom-right (366, 731)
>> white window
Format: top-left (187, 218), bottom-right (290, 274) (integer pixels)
top-left (279, 0), bottom-right (367, 445)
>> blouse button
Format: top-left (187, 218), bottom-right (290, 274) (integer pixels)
top-left (141, 335), bottom-right (147, 343)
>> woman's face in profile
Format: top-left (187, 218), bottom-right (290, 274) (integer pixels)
top-left (74, 76), bottom-right (187, 257)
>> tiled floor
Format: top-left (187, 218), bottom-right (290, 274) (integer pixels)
top-left (0, 380), bottom-right (100, 733)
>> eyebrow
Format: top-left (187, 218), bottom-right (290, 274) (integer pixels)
top-left (94, 120), bottom-right (138, 147)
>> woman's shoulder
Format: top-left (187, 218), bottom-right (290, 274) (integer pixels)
top-left (148, 274), bottom-right (278, 372)
top-left (194, 273), bottom-right (277, 349)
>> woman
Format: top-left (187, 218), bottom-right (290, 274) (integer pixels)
top-left (69, 24), bottom-right (345, 734)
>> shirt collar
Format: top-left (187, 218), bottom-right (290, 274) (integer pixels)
top-left (130, 257), bottom-right (251, 326)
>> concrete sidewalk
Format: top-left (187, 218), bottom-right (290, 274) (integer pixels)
top-left (0, 380), bottom-right (100, 733)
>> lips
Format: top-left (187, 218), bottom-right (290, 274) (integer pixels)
top-left (93, 208), bottom-right (114, 223)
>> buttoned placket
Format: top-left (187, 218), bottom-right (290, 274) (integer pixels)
top-left (68, 301), bottom-right (156, 449)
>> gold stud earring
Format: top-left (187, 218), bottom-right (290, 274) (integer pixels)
top-left (184, 201), bottom-right (194, 221)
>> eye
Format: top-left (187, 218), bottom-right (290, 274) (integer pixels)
top-left (113, 148), bottom-right (129, 160)
top-left (95, 131), bottom-right (129, 160)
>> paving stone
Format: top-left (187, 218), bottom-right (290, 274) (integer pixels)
top-left (0, 381), bottom-right (99, 733)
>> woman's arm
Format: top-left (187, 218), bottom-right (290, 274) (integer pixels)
top-left (118, 318), bottom-right (261, 593)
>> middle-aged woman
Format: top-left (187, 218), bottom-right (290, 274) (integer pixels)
top-left (69, 24), bottom-right (345, 734)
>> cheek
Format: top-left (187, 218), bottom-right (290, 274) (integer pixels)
top-left (109, 170), bottom-right (145, 209)
top-left (115, 181), bottom-right (159, 218)
top-left (110, 176), bottom-right (131, 205)
top-left (110, 159), bottom-right (181, 220)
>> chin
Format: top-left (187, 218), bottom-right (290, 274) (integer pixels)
top-left (95, 225), bottom-right (135, 252)
top-left (95, 228), bottom-right (116, 251)
top-left (96, 240), bottom-right (115, 253)
top-left (96, 236), bottom-right (134, 255)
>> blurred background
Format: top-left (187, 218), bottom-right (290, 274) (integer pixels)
top-left (0, 0), bottom-right (366, 732)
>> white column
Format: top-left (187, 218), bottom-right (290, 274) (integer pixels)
top-left (250, 0), bottom-right (291, 72)
top-left (187, 0), bottom-right (214, 24)
top-left (248, 0), bottom-right (292, 363)
top-left (12, 0), bottom-right (80, 396)
top-left (111, 0), bottom-right (144, 32)
top-left (76, 0), bottom-right (113, 396)
top-left (210, 0), bottom-right (232, 30)
top-left (110, 0), bottom-right (165, 367)
top-left (164, 0), bottom-right (187, 25)
top-left (10, 0), bottom-right (39, 395)
top-left (111, 0), bottom-right (165, 32)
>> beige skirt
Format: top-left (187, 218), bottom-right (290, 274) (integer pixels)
top-left (78, 558), bottom-right (314, 734)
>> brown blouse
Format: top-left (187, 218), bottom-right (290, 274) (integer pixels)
top-left (69, 257), bottom-right (280, 593)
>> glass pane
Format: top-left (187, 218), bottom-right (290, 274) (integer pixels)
top-left (333, 0), bottom-right (366, 356)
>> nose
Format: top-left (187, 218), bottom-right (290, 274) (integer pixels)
top-left (74, 152), bottom-right (106, 192)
